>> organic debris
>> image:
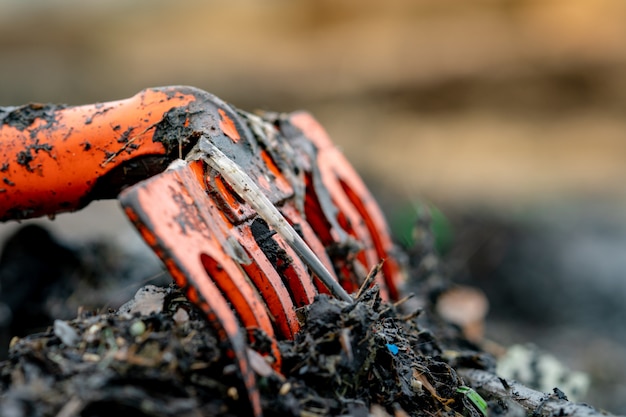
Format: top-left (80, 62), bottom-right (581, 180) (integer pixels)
top-left (0, 285), bottom-right (245, 417)
top-left (0, 222), bottom-right (610, 417)
top-left (273, 287), bottom-right (472, 416)
top-left (0, 280), bottom-right (490, 417)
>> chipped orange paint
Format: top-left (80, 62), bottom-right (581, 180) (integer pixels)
top-left (0, 88), bottom-right (196, 220)
top-left (218, 108), bottom-right (240, 143)
top-left (260, 150), bottom-right (292, 195)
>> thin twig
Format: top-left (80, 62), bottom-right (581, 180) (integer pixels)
top-left (393, 293), bottom-right (414, 308)
top-left (356, 260), bottom-right (384, 300)
top-left (99, 124), bottom-right (157, 168)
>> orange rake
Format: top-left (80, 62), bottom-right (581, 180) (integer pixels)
top-left (0, 86), bottom-right (403, 416)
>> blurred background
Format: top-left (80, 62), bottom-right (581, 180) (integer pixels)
top-left (1, 0), bottom-right (626, 412)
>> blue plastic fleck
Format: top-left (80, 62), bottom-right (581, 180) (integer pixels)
top-left (385, 343), bottom-right (399, 355)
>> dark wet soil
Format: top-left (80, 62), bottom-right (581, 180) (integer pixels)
top-left (0, 224), bottom-right (523, 416)
top-left (0, 285), bottom-right (492, 417)
top-left (1, 286), bottom-right (238, 417)
top-left (0, 226), bottom-right (492, 417)
top-left (0, 103), bottom-right (62, 132)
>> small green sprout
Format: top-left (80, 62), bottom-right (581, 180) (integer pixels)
top-left (456, 386), bottom-right (488, 416)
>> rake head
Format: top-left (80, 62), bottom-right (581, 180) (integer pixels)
top-left (0, 87), bottom-right (403, 416)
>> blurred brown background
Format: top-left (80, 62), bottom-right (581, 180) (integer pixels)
top-left (1, 0), bottom-right (626, 413)
top-left (3, 0), bottom-right (626, 206)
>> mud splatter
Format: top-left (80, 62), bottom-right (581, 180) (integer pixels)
top-left (15, 140), bottom-right (53, 172)
top-left (84, 106), bottom-right (112, 125)
top-left (1, 103), bottom-right (64, 132)
top-left (152, 106), bottom-right (202, 156)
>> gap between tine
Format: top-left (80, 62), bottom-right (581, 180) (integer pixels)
top-left (195, 137), bottom-right (353, 303)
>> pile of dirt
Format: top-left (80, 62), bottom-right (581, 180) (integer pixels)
top-left (0, 285), bottom-right (238, 416)
top-left (274, 286), bottom-right (490, 416)
top-left (0, 223), bottom-right (608, 417)
top-left (0, 281), bottom-right (491, 417)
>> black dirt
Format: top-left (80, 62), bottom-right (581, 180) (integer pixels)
top-left (0, 222), bottom-right (496, 417)
top-left (15, 150), bottom-right (33, 169)
top-left (272, 288), bottom-right (473, 416)
top-left (0, 286), bottom-right (245, 417)
top-left (84, 106), bottom-right (112, 125)
top-left (250, 218), bottom-right (288, 274)
top-left (152, 106), bottom-right (201, 156)
top-left (150, 87), bottom-right (242, 159)
top-left (0, 103), bottom-right (63, 132)
top-left (554, 387), bottom-right (568, 401)
top-left (15, 141), bottom-right (53, 172)
top-left (117, 126), bottom-right (134, 144)
top-left (0, 281), bottom-right (485, 417)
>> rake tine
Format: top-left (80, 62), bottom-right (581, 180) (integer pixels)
top-left (194, 137), bottom-right (353, 303)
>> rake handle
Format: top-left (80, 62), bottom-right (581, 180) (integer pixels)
top-left (0, 88), bottom-right (197, 220)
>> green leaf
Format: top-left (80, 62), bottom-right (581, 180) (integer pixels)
top-left (457, 386), bottom-right (488, 416)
